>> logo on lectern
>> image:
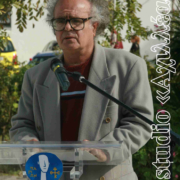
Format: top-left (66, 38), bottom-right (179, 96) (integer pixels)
top-left (25, 152), bottom-right (63, 180)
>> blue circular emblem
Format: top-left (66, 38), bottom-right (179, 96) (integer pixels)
top-left (25, 152), bottom-right (63, 180)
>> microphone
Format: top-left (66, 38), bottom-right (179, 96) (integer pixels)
top-left (50, 58), bottom-right (70, 91)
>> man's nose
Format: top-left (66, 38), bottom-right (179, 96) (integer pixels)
top-left (64, 21), bottom-right (72, 31)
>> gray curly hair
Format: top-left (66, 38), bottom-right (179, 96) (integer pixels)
top-left (45, 0), bottom-right (110, 36)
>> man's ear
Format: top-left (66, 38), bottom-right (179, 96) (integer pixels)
top-left (92, 22), bottom-right (99, 36)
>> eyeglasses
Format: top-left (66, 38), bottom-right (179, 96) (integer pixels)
top-left (51, 17), bottom-right (92, 31)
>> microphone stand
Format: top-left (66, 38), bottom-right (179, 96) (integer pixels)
top-left (65, 71), bottom-right (180, 180)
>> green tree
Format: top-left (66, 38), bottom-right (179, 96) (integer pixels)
top-left (0, 0), bottom-right (47, 48)
top-left (0, 61), bottom-right (32, 141)
top-left (102, 0), bottom-right (152, 45)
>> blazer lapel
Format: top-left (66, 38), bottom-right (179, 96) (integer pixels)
top-left (35, 55), bottom-right (63, 141)
top-left (78, 44), bottom-right (116, 141)
top-left (35, 47), bottom-right (116, 142)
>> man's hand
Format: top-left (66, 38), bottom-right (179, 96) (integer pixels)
top-left (27, 138), bottom-right (39, 142)
top-left (27, 138), bottom-right (42, 153)
top-left (82, 139), bottom-right (108, 162)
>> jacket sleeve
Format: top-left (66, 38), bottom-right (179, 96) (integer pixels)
top-left (9, 70), bottom-right (39, 141)
top-left (100, 58), bottom-right (154, 163)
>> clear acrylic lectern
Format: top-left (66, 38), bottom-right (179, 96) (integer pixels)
top-left (0, 141), bottom-right (128, 180)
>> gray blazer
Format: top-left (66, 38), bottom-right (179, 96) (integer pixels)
top-left (10, 44), bottom-right (153, 180)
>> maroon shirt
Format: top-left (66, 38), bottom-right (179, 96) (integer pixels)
top-left (61, 58), bottom-right (92, 141)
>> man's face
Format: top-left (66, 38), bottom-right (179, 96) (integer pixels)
top-left (54, 0), bottom-right (97, 52)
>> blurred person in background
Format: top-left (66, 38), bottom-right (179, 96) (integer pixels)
top-left (110, 28), bottom-right (123, 49)
top-left (130, 35), bottom-right (141, 57)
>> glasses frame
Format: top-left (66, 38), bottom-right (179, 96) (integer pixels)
top-left (51, 17), bottom-right (92, 31)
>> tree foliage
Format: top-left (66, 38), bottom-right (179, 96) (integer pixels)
top-left (103, 0), bottom-right (152, 44)
top-left (0, 59), bottom-right (32, 141)
top-left (0, 0), bottom-right (47, 48)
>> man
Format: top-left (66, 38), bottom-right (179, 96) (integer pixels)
top-left (10, 0), bottom-right (154, 179)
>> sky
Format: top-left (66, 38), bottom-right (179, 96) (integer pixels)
top-left (6, 0), bottom-right (170, 63)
